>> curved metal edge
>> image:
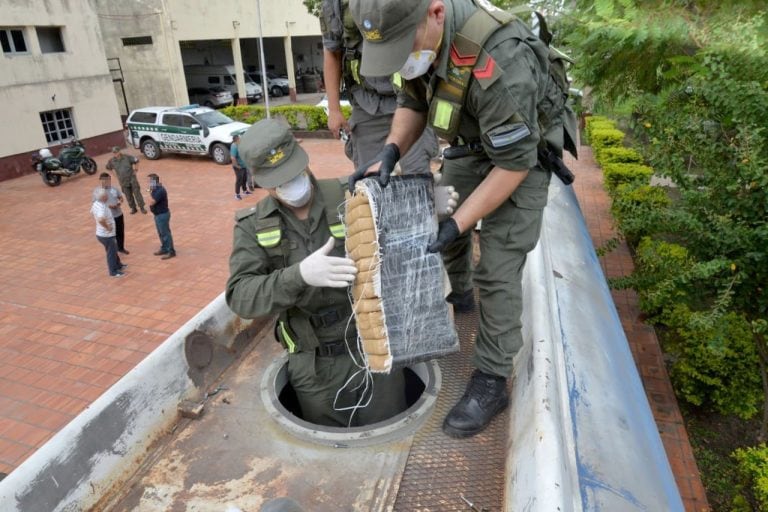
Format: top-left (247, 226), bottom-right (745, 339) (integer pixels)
top-left (0, 293), bottom-right (260, 512)
top-left (260, 356), bottom-right (442, 448)
top-left (505, 180), bottom-right (684, 511)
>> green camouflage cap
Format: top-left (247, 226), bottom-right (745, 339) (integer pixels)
top-left (350, 0), bottom-right (431, 77)
top-left (239, 118), bottom-right (309, 188)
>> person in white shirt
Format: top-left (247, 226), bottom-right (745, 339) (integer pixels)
top-left (91, 187), bottom-right (126, 278)
top-left (99, 173), bottom-right (129, 254)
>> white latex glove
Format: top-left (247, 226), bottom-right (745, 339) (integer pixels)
top-left (299, 237), bottom-right (357, 288)
top-left (433, 173), bottom-right (459, 220)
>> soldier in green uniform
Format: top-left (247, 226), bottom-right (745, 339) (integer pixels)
top-left (320, 0), bottom-right (439, 175)
top-left (225, 118), bottom-right (408, 427)
top-left (348, 0), bottom-right (575, 438)
top-left (106, 146), bottom-right (147, 214)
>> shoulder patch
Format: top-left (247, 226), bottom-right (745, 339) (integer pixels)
top-left (486, 122), bottom-right (532, 149)
top-left (254, 216), bottom-right (282, 248)
top-left (473, 50), bottom-right (503, 90)
top-left (235, 206), bottom-right (259, 222)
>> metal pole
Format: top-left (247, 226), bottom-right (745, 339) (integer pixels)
top-left (256, 0), bottom-right (271, 118)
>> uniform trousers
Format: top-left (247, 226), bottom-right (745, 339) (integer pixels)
top-left (119, 175), bottom-right (146, 211)
top-left (441, 156), bottom-right (551, 378)
top-left (286, 349), bottom-right (407, 427)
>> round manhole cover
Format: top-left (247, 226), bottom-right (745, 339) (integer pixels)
top-left (261, 356), bottom-right (441, 447)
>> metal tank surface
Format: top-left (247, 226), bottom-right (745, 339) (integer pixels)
top-left (0, 180), bottom-right (684, 512)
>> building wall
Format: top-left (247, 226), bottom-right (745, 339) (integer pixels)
top-left (95, 0), bottom-right (322, 111)
top-left (168, 0), bottom-right (320, 40)
top-left (94, 0), bottom-right (187, 115)
top-left (0, 0), bottom-right (124, 181)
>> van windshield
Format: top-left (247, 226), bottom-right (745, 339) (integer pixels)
top-left (193, 110), bottom-right (235, 128)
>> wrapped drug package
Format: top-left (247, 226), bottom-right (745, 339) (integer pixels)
top-left (345, 175), bottom-right (460, 373)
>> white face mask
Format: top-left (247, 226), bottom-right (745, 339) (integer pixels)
top-left (275, 171), bottom-right (312, 207)
top-left (398, 50), bottom-right (436, 80)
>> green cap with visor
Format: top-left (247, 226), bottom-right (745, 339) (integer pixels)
top-left (350, 0), bottom-right (431, 77)
top-left (239, 118), bottom-right (309, 188)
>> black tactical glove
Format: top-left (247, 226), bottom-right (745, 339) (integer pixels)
top-left (348, 143), bottom-right (400, 190)
top-left (428, 218), bottom-right (460, 253)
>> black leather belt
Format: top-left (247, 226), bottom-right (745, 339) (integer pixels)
top-left (316, 340), bottom-right (348, 357)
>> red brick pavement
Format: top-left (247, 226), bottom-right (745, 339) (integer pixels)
top-left (568, 146), bottom-right (710, 511)
top-left (0, 138), bottom-right (352, 475)
top-left (0, 135), bottom-right (709, 512)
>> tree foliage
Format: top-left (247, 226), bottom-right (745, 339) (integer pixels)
top-left (565, 0), bottom-right (768, 434)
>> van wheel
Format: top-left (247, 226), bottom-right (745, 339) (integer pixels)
top-left (270, 86), bottom-right (283, 97)
top-left (141, 139), bottom-right (160, 160)
top-left (211, 143), bottom-right (230, 165)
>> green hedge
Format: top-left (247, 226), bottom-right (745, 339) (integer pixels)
top-left (664, 306), bottom-right (762, 420)
top-left (584, 115), bottom-right (617, 143)
top-left (591, 128), bottom-right (626, 161)
top-left (220, 104), bottom-right (352, 131)
top-left (602, 162), bottom-right (654, 192)
top-left (733, 444), bottom-right (768, 511)
top-left (611, 184), bottom-right (671, 246)
top-left (598, 147), bottom-right (644, 166)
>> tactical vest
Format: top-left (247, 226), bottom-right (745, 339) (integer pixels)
top-left (399, 2), bottom-right (577, 159)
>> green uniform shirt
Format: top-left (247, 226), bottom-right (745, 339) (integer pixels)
top-left (225, 177), bottom-right (351, 351)
top-left (106, 154), bottom-right (139, 183)
top-left (398, 0), bottom-right (550, 172)
top-left (320, 0), bottom-right (398, 116)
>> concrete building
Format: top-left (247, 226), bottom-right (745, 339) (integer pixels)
top-left (93, 0), bottom-right (323, 116)
top-left (0, 0), bottom-right (125, 182)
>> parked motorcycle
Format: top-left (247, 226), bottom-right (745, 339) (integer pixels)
top-left (31, 140), bottom-right (97, 187)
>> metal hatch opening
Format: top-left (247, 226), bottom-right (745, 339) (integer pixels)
top-left (260, 356), bottom-right (441, 447)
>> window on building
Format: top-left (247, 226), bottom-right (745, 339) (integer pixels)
top-left (0, 28), bottom-right (28, 54)
top-left (122, 36), bottom-right (153, 47)
top-left (40, 109), bottom-right (76, 144)
top-left (37, 26), bottom-right (65, 53)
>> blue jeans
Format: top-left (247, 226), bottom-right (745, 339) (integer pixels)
top-left (153, 211), bottom-right (175, 254)
top-left (96, 235), bottom-right (122, 275)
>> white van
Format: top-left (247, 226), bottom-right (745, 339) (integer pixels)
top-left (185, 65), bottom-right (263, 103)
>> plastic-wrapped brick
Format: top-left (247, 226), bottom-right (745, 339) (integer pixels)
top-left (345, 175), bottom-right (459, 373)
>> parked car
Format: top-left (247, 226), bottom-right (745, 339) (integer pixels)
top-left (185, 65), bottom-right (263, 103)
top-left (248, 71), bottom-right (290, 97)
top-left (187, 87), bottom-right (233, 108)
top-left (125, 105), bottom-right (249, 165)
top-left (316, 94), bottom-right (351, 115)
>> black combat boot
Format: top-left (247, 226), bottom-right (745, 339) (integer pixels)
top-left (446, 289), bottom-right (475, 313)
top-left (443, 370), bottom-right (509, 438)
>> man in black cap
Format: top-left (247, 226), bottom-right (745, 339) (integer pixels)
top-left (347, 0), bottom-right (577, 438)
